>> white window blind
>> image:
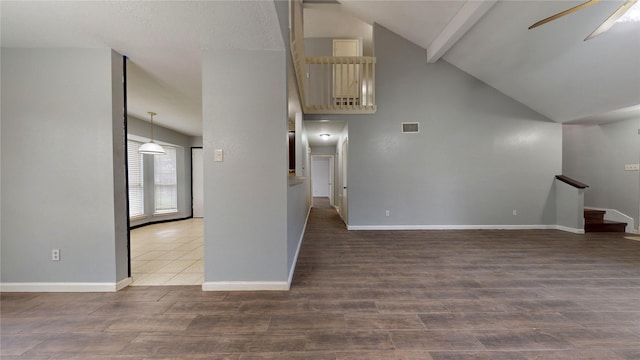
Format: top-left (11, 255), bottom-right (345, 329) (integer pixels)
top-left (154, 146), bottom-right (178, 214)
top-left (127, 140), bottom-right (144, 218)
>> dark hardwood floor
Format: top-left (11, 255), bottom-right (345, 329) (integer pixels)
top-left (2, 199), bottom-right (640, 359)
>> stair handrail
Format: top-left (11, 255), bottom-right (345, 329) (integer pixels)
top-left (555, 175), bottom-right (589, 189)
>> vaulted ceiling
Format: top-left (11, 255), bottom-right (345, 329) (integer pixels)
top-left (332, 0), bottom-right (640, 124)
top-left (0, 1), bottom-right (284, 136)
top-left (2, 1), bottom-right (639, 137)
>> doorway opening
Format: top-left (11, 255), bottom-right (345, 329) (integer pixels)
top-left (311, 155), bottom-right (334, 208)
top-left (192, 147), bottom-right (204, 218)
top-left (305, 119), bottom-right (348, 225)
top-left (124, 59), bottom-right (204, 286)
top-left (126, 147), bottom-right (204, 286)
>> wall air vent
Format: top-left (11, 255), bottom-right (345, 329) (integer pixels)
top-left (402, 122), bottom-right (419, 133)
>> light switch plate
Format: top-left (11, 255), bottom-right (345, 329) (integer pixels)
top-left (214, 149), bottom-right (224, 162)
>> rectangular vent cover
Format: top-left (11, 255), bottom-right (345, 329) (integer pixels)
top-left (402, 122), bottom-right (419, 133)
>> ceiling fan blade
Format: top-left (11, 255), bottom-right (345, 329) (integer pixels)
top-left (529, 0), bottom-right (600, 30)
top-left (585, 0), bottom-right (638, 40)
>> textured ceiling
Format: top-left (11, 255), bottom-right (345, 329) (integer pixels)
top-left (330, 0), bottom-right (640, 124)
top-left (2, 0), bottom-right (639, 138)
top-left (305, 120), bottom-right (347, 147)
top-left (338, 0), bottom-right (465, 49)
top-left (443, 0), bottom-right (640, 123)
top-left (0, 0), bottom-right (284, 136)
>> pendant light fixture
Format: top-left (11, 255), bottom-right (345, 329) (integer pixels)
top-left (138, 111), bottom-right (165, 155)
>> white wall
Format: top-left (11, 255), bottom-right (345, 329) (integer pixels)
top-left (563, 119), bottom-right (640, 228)
top-left (311, 146), bottom-right (336, 155)
top-left (1, 48), bottom-right (127, 287)
top-left (307, 24), bottom-right (562, 228)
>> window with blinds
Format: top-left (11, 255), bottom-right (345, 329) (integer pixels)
top-left (154, 146), bottom-right (178, 214)
top-left (127, 140), bottom-right (145, 218)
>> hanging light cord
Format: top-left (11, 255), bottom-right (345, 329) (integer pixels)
top-left (148, 111), bottom-right (157, 142)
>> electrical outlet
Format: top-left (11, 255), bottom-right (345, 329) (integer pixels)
top-left (624, 164), bottom-right (639, 171)
top-left (52, 249), bottom-right (60, 261)
top-left (385, 210), bottom-right (390, 217)
top-left (513, 210), bottom-right (517, 216)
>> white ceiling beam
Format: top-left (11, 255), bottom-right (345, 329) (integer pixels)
top-left (426, 0), bottom-right (497, 63)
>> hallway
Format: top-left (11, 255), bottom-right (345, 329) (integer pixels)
top-left (2, 204), bottom-right (640, 358)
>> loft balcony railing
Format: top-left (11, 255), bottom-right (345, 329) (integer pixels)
top-left (289, 0), bottom-right (376, 114)
top-left (304, 56), bottom-right (376, 114)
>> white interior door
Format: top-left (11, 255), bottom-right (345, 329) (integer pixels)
top-left (312, 157), bottom-right (331, 198)
top-left (192, 148), bottom-right (204, 218)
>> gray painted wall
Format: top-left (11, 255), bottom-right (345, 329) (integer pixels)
top-left (555, 180), bottom-right (585, 231)
top-left (305, 38), bottom-right (333, 57)
top-left (335, 123), bottom-right (349, 219)
top-left (128, 116), bottom-right (194, 227)
top-left (288, 116), bottom-right (311, 276)
top-left (191, 137), bottom-right (204, 148)
top-left (287, 182), bottom-right (309, 274)
top-left (563, 119), bottom-right (640, 228)
top-left (276, 0), bottom-right (312, 278)
top-left (305, 37), bottom-right (372, 57)
top-left (307, 24), bottom-right (562, 227)
top-left (288, 119), bottom-right (310, 279)
top-left (202, 48), bottom-right (288, 282)
top-left (1, 48), bottom-right (127, 283)
top-left (111, 51), bottom-right (129, 281)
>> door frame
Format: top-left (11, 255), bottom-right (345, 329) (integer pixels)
top-left (311, 154), bottom-right (335, 206)
top-left (339, 137), bottom-right (348, 224)
top-left (191, 147), bottom-right (204, 218)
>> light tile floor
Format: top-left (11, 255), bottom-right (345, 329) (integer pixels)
top-left (130, 218), bottom-right (203, 286)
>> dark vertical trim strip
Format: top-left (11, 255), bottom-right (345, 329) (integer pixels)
top-left (191, 147), bottom-right (203, 218)
top-left (123, 55), bottom-right (131, 278)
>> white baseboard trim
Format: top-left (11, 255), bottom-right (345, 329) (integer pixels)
top-left (202, 281), bottom-right (289, 291)
top-left (554, 225), bottom-right (585, 234)
top-left (116, 277), bottom-right (133, 291)
top-left (200, 204), bottom-right (312, 293)
top-left (347, 224), bottom-right (559, 231)
top-left (287, 205), bottom-right (312, 287)
top-left (347, 224), bottom-right (588, 234)
top-left (0, 278), bottom-right (133, 292)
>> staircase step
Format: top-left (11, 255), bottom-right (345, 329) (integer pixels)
top-left (584, 209), bottom-right (606, 223)
top-left (585, 220), bottom-right (627, 233)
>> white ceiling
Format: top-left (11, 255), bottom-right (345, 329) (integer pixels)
top-left (0, 0), bottom-right (284, 136)
top-left (304, 3), bottom-right (374, 54)
top-left (325, 0), bottom-right (640, 124)
top-left (305, 120), bottom-right (346, 147)
top-left (443, 0), bottom-right (640, 123)
top-left (2, 1), bottom-right (639, 138)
